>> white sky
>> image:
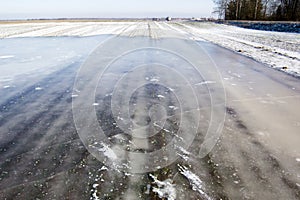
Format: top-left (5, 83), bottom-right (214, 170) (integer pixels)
top-left (0, 0), bottom-right (215, 19)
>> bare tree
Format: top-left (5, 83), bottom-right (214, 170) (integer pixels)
top-left (213, 0), bottom-right (229, 19)
top-left (212, 0), bottom-right (299, 20)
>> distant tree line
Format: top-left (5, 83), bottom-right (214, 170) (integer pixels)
top-left (213, 0), bottom-right (300, 20)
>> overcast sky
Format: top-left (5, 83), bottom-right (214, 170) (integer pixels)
top-left (0, 0), bottom-right (215, 19)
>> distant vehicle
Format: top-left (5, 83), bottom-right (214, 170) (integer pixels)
top-left (191, 17), bottom-right (203, 21)
top-left (166, 16), bottom-right (172, 21)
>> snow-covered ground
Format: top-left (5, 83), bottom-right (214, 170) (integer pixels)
top-left (171, 22), bottom-right (300, 77)
top-left (0, 21), bottom-right (298, 77)
top-left (0, 22), bottom-right (134, 38)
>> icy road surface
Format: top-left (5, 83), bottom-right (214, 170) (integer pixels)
top-left (0, 21), bottom-right (300, 200)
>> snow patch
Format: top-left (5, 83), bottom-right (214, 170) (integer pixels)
top-left (178, 164), bottom-right (212, 200)
top-left (195, 81), bottom-right (216, 86)
top-left (176, 22), bottom-right (300, 77)
top-left (91, 183), bottom-right (100, 200)
top-left (0, 55), bottom-right (14, 59)
top-left (176, 146), bottom-right (191, 161)
top-left (150, 77), bottom-right (160, 82)
top-left (168, 105), bottom-right (178, 110)
top-left (168, 87), bottom-right (175, 92)
top-left (150, 174), bottom-right (176, 200)
top-left (100, 166), bottom-right (108, 171)
top-left (99, 143), bottom-right (117, 160)
top-left (35, 87), bottom-right (43, 91)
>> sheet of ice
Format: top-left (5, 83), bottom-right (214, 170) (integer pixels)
top-left (1, 19), bottom-right (299, 80)
top-left (150, 174), bottom-right (176, 200)
top-left (0, 36), bottom-right (109, 82)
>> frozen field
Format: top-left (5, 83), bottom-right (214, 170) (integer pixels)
top-left (1, 21), bottom-right (299, 77)
top-left (0, 21), bottom-right (133, 37)
top-left (171, 22), bottom-right (300, 77)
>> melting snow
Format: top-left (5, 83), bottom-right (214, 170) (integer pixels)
top-left (176, 146), bottom-right (190, 161)
top-left (91, 183), bottom-right (100, 200)
top-left (176, 146), bottom-right (190, 155)
top-left (178, 164), bottom-right (212, 200)
top-left (150, 174), bottom-right (176, 200)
